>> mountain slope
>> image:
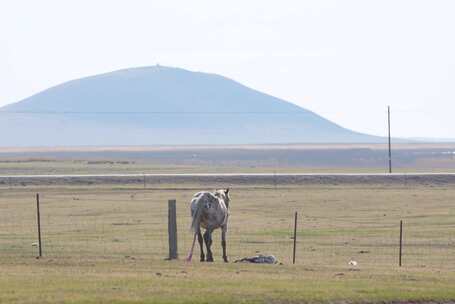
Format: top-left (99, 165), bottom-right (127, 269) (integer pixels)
top-left (0, 66), bottom-right (380, 146)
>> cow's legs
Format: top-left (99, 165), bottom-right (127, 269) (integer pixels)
top-left (203, 229), bottom-right (213, 262)
top-left (221, 226), bottom-right (228, 263)
top-left (197, 231), bottom-right (205, 262)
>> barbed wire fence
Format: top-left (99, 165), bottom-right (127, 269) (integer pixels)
top-left (1, 184), bottom-right (454, 271)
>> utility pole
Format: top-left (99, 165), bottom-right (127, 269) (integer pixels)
top-left (388, 106), bottom-right (392, 174)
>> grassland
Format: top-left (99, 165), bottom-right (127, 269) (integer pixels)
top-left (1, 180), bottom-right (455, 303)
top-left (0, 143), bottom-right (455, 175)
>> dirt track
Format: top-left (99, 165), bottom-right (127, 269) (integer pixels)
top-left (2, 173), bottom-right (455, 187)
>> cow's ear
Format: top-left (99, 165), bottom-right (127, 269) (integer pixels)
top-left (225, 188), bottom-right (230, 195)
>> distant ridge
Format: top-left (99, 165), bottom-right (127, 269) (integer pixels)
top-left (0, 66), bottom-right (381, 146)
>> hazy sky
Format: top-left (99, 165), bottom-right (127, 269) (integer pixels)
top-left (0, 0), bottom-right (454, 138)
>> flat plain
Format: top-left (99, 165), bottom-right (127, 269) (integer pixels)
top-left (0, 143), bottom-right (455, 175)
top-left (1, 179), bottom-right (455, 303)
top-left (1, 145), bottom-right (455, 303)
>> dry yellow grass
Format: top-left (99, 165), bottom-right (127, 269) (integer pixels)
top-left (1, 182), bottom-right (455, 303)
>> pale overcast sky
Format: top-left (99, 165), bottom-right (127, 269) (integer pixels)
top-left (0, 0), bottom-right (453, 138)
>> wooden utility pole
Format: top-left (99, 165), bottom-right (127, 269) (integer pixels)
top-left (388, 106), bottom-right (392, 174)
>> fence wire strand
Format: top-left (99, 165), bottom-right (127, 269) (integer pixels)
top-left (0, 186), bottom-right (454, 270)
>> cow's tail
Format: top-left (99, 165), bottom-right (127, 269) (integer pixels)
top-left (190, 194), bottom-right (205, 233)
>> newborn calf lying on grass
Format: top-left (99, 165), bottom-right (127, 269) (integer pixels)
top-left (234, 254), bottom-right (278, 264)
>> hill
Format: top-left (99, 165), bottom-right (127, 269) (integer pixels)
top-left (0, 66), bottom-right (381, 146)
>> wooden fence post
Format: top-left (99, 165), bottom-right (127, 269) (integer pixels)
top-left (293, 211), bottom-right (298, 264)
top-left (36, 193), bottom-right (43, 258)
top-left (168, 199), bottom-right (178, 259)
top-left (399, 220), bottom-right (403, 267)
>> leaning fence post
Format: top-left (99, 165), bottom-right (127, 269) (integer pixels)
top-left (293, 211), bottom-right (298, 264)
top-left (168, 199), bottom-right (178, 259)
top-left (36, 193), bottom-right (43, 258)
top-left (399, 220), bottom-right (403, 267)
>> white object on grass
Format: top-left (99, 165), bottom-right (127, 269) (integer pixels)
top-left (348, 260), bottom-right (358, 267)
